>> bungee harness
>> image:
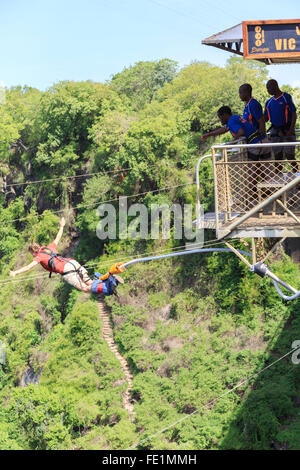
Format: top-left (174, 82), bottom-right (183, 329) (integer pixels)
top-left (90, 262), bottom-right (125, 296)
top-left (269, 122), bottom-right (294, 138)
top-left (38, 247), bottom-right (85, 279)
top-left (91, 272), bottom-right (119, 296)
top-left (247, 129), bottom-right (261, 144)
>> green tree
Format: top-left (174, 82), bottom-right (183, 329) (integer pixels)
top-left (110, 59), bottom-right (178, 110)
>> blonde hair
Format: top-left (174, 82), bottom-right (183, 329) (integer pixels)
top-left (29, 243), bottom-right (41, 255)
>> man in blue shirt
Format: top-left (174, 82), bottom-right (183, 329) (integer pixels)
top-left (239, 83), bottom-right (266, 137)
top-left (202, 106), bottom-right (270, 206)
top-left (225, 112), bottom-right (261, 144)
top-left (202, 106), bottom-right (269, 160)
top-left (264, 79), bottom-right (298, 172)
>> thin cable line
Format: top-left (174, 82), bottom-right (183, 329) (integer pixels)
top-left (145, 0), bottom-right (215, 32)
top-left (0, 181), bottom-right (199, 225)
top-left (127, 346), bottom-right (300, 449)
top-left (196, 0), bottom-right (241, 22)
top-left (2, 153), bottom-right (211, 189)
top-left (3, 169), bottom-right (120, 188)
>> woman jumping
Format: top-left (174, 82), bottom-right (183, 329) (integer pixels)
top-left (9, 217), bottom-right (125, 296)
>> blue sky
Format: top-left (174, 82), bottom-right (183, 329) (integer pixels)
top-left (0, 0), bottom-right (299, 90)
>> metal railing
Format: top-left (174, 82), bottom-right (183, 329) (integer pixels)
top-left (195, 148), bottom-right (244, 229)
top-left (210, 140), bottom-right (300, 234)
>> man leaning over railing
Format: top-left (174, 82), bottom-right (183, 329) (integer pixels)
top-left (202, 106), bottom-right (271, 208)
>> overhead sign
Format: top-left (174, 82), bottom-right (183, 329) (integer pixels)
top-left (243, 20), bottom-right (300, 60)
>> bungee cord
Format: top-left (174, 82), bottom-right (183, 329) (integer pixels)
top-left (122, 248), bottom-right (300, 301)
top-left (272, 279), bottom-right (300, 301)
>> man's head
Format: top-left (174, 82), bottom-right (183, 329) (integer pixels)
top-left (29, 243), bottom-right (41, 257)
top-left (239, 83), bottom-right (252, 102)
top-left (217, 106), bottom-right (232, 126)
top-left (266, 79), bottom-right (280, 96)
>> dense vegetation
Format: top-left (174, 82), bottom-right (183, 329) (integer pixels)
top-left (0, 58), bottom-right (299, 450)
